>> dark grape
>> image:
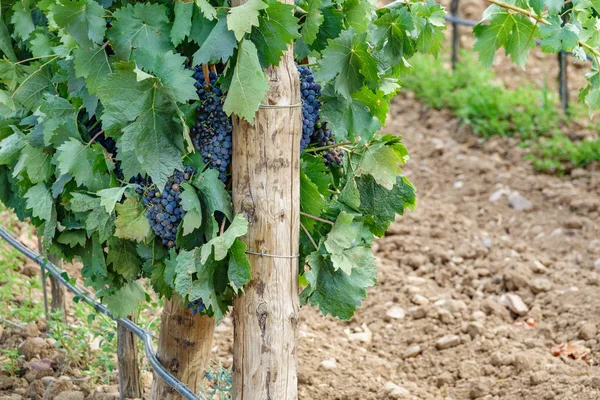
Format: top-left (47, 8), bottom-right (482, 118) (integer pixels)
top-left (187, 298), bottom-right (206, 315)
top-left (191, 67), bottom-right (232, 183)
top-left (298, 66), bottom-right (321, 151)
top-left (142, 166), bottom-right (196, 248)
top-left (311, 121), bottom-right (343, 166)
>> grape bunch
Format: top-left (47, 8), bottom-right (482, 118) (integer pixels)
top-left (191, 67), bottom-right (232, 183)
top-left (187, 298), bottom-right (206, 315)
top-left (298, 66), bottom-right (321, 150)
top-left (312, 121), bottom-right (343, 166)
top-left (142, 166), bottom-right (196, 248)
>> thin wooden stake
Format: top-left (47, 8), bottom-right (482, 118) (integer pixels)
top-left (118, 313), bottom-right (143, 399)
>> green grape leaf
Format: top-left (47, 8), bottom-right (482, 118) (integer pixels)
top-left (29, 30), bottom-right (57, 58)
top-left (194, 168), bottom-right (233, 238)
top-left (222, 40), bottom-right (269, 123)
top-left (39, 95), bottom-right (79, 146)
top-left (354, 142), bottom-right (404, 190)
top-left (301, 154), bottom-right (332, 197)
top-left (114, 197), bottom-right (151, 242)
top-left (200, 214), bottom-right (248, 263)
top-left (52, 0), bottom-right (106, 48)
top-left (316, 29), bottom-right (378, 99)
top-left (310, 6), bottom-right (344, 53)
top-left (14, 144), bottom-right (53, 184)
top-left (300, 249), bottom-right (377, 320)
top-left (300, 169), bottom-right (326, 231)
top-left (473, 11), bottom-right (513, 67)
top-left (0, 20), bottom-right (17, 62)
top-left (0, 131), bottom-right (26, 165)
top-left (107, 238), bottom-right (142, 280)
top-left (411, 0), bottom-right (446, 56)
top-left (371, 8), bottom-right (415, 64)
top-left (73, 45), bottom-right (112, 95)
top-left (539, 17), bottom-right (580, 52)
top-left (251, 2), bottom-right (300, 67)
top-left (98, 186), bottom-right (128, 214)
top-left (172, 1), bottom-right (194, 46)
top-left (545, 0), bottom-right (564, 14)
top-left (302, 0), bottom-right (323, 45)
top-left (227, 0), bottom-right (268, 41)
top-left (11, 1), bottom-right (35, 41)
top-left (505, 14), bottom-right (537, 67)
top-left (530, 0), bottom-right (544, 15)
top-left (180, 182), bottom-right (203, 236)
top-left (56, 138), bottom-right (106, 190)
top-left (24, 183), bottom-right (53, 221)
top-left (138, 51), bottom-right (198, 104)
top-left (12, 63), bottom-right (57, 111)
top-left (70, 194), bottom-right (115, 241)
top-left (174, 249), bottom-right (228, 321)
top-left (81, 233), bottom-right (108, 289)
top-left (146, 259), bottom-right (173, 298)
top-left (343, 0), bottom-right (373, 33)
top-left (192, 12), bottom-right (237, 66)
top-left (57, 230), bottom-right (87, 248)
top-left (107, 3), bottom-right (173, 66)
top-left (102, 281), bottom-right (146, 318)
top-left (324, 212), bottom-right (374, 275)
top-left (196, 0), bottom-right (217, 21)
top-left (0, 61), bottom-right (22, 91)
top-left (352, 87), bottom-right (390, 125)
top-left (228, 239), bottom-right (251, 293)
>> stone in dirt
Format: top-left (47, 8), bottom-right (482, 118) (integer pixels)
top-left (19, 337), bottom-right (50, 360)
top-left (381, 382), bottom-right (410, 399)
top-left (564, 217), bottom-right (583, 229)
top-left (435, 335), bottom-right (461, 350)
top-left (0, 376), bottom-right (18, 390)
top-left (530, 278), bottom-right (552, 294)
top-left (499, 293), bottom-right (529, 316)
top-left (469, 377), bottom-right (493, 399)
top-left (0, 394), bottom-right (22, 400)
top-left (594, 258), bottom-right (600, 268)
top-left (386, 306), bottom-right (406, 320)
top-left (508, 192), bottom-right (533, 210)
top-left (23, 323), bottom-right (39, 338)
top-left (403, 345), bottom-right (422, 358)
top-left (54, 392), bottom-right (85, 400)
top-left (579, 323), bottom-right (597, 340)
top-left (318, 360), bottom-right (337, 370)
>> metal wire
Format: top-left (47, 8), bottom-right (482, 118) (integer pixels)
top-left (0, 226), bottom-right (203, 400)
top-left (258, 102), bottom-right (302, 109)
top-left (245, 250), bottom-right (300, 258)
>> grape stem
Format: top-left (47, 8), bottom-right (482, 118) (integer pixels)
top-left (220, 218), bottom-right (226, 236)
top-left (202, 64), bottom-right (211, 84)
top-left (304, 141), bottom-right (351, 153)
top-left (300, 222), bottom-right (318, 250)
top-left (88, 130), bottom-right (105, 146)
top-left (300, 212), bottom-right (334, 226)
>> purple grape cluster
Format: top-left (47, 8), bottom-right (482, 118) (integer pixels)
top-left (191, 67), bottom-right (232, 183)
top-left (142, 166), bottom-right (196, 248)
top-left (187, 298), bottom-right (206, 315)
top-left (312, 121), bottom-right (343, 166)
top-left (298, 66), bottom-right (321, 150)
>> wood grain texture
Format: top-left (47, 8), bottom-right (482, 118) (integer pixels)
top-left (117, 314), bottom-right (142, 399)
top-left (48, 255), bottom-right (66, 319)
top-left (149, 299), bottom-right (215, 400)
top-left (230, 9), bottom-right (302, 398)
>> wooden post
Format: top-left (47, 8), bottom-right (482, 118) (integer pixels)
top-left (230, 4), bottom-right (302, 398)
top-left (149, 298), bottom-right (215, 400)
top-left (117, 313), bottom-right (142, 399)
top-left (48, 256), bottom-right (66, 319)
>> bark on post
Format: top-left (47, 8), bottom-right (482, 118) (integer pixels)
top-left (117, 313), bottom-right (142, 399)
top-left (149, 298), bottom-right (215, 400)
top-left (231, 7), bottom-right (302, 398)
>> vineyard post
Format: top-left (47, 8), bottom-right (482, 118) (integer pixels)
top-left (48, 256), bottom-right (66, 319)
top-left (149, 299), bottom-right (215, 400)
top-left (117, 313), bottom-right (142, 399)
top-left (231, 0), bottom-right (302, 397)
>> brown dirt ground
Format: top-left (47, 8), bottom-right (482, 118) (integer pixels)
top-left (2, 4), bottom-right (600, 399)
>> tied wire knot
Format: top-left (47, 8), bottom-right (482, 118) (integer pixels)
top-left (245, 249), bottom-right (300, 259)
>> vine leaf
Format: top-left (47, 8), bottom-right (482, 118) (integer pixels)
top-left (39, 95), bottom-right (80, 146)
top-left (70, 193), bottom-right (115, 242)
top-left (10, 1), bottom-right (35, 41)
top-left (300, 169), bottom-right (326, 231)
top-left (316, 29), bottom-right (378, 99)
top-left (0, 20), bottom-right (17, 61)
top-left (114, 197), bottom-right (151, 242)
top-left (251, 2), bottom-right (300, 67)
top-left (539, 17), bottom-right (580, 52)
top-left (14, 145), bottom-right (53, 184)
top-left (0, 131), bottom-right (26, 165)
top-left (227, 0), bottom-right (268, 41)
top-left (193, 11), bottom-right (237, 66)
top-left (371, 8), bottom-right (415, 64)
top-left (24, 183), bottom-right (53, 222)
top-left (52, 0), bottom-right (106, 49)
top-left (342, 0), bottom-right (373, 33)
top-left (300, 248), bottom-right (377, 320)
top-left (324, 213), bottom-right (375, 275)
top-left (180, 183), bottom-right (203, 236)
top-left (352, 87), bottom-right (390, 125)
top-left (194, 169), bottom-right (233, 237)
top-left (56, 138), bottom-right (104, 190)
top-left (98, 186), bottom-right (128, 214)
top-left (196, 0), bottom-right (217, 21)
top-left (107, 3), bottom-right (173, 68)
top-left (222, 40), bottom-right (269, 123)
top-left (172, 1), bottom-right (194, 46)
top-left (73, 45), bottom-right (112, 95)
top-left (107, 238), bottom-right (142, 280)
top-left (102, 281), bottom-right (146, 318)
top-left (302, 0), bottom-right (324, 45)
top-left (57, 230), bottom-right (87, 248)
top-left (228, 239), bottom-right (251, 293)
top-left (200, 214), bottom-right (248, 263)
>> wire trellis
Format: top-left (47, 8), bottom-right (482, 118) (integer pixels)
top-left (0, 225), bottom-right (204, 400)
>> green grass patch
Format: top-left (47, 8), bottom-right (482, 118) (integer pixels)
top-left (402, 53), bottom-right (600, 174)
